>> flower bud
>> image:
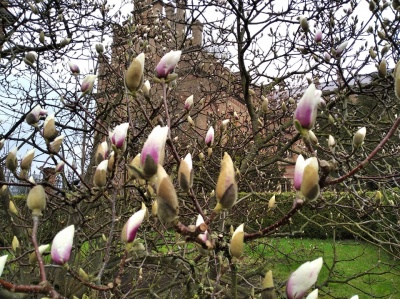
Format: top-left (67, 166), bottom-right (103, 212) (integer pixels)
top-left (142, 80), bottom-right (151, 99)
top-left (24, 51), bottom-right (38, 65)
top-left (127, 154), bottom-right (142, 180)
top-left (6, 147), bottom-right (18, 172)
top-left (0, 139), bottom-right (4, 150)
top-left (178, 153), bottom-right (193, 192)
top-left (369, 48), bottom-right (377, 59)
top-left (221, 119), bottom-right (229, 131)
top-left (26, 105), bottom-right (47, 126)
top-left (261, 270), bottom-right (277, 299)
top-left (55, 161), bottom-right (65, 173)
top-left (323, 51), bottom-right (331, 62)
top-left (109, 123), bottom-right (129, 151)
top-left (294, 84), bottom-right (320, 133)
top-left (95, 141), bottom-right (108, 165)
top-left (60, 38), bottom-right (71, 47)
top-left (300, 158), bottom-right (320, 200)
top-left (395, 60), bottom-right (400, 101)
top-left (155, 50), bottom-right (182, 79)
top-left (306, 289), bottom-right (318, 299)
top-left (335, 41), bottom-right (348, 57)
top-left (286, 257), bottom-right (323, 299)
top-left (79, 268), bottom-right (90, 282)
top-left (43, 114), bottom-right (58, 141)
top-left (299, 17), bottom-right (309, 32)
top-left (308, 130), bottom-right (318, 145)
top-left (95, 43), bottom-right (104, 54)
top-left (50, 135), bottom-right (64, 153)
top-left (230, 224), bottom-right (244, 258)
top-left (68, 62), bottom-right (80, 75)
top-left (205, 126), bottom-right (214, 147)
top-left (51, 225), bottom-right (75, 265)
top-left (328, 135), bottom-right (336, 149)
top-left (81, 75), bottom-right (97, 95)
top-left (262, 96), bottom-right (269, 113)
top-left (27, 185), bottom-right (46, 216)
top-left (0, 255), bottom-right (8, 277)
top-left (125, 53), bottom-right (145, 93)
top-left (107, 151), bottom-right (115, 172)
top-left (121, 203), bottom-right (147, 243)
top-left (12, 236), bottom-right (20, 252)
top-left (29, 244), bottom-right (49, 264)
top-left (155, 165), bottom-right (179, 223)
top-left (93, 160), bottom-right (108, 187)
top-left (184, 95), bottom-right (194, 111)
top-left (140, 126), bottom-right (169, 179)
top-left (268, 195), bottom-right (276, 211)
top-left (314, 30), bottom-right (322, 43)
top-left (187, 115), bottom-right (195, 127)
top-left (353, 127), bottom-right (366, 148)
top-left (9, 200), bottom-right (18, 215)
top-left (378, 59), bottom-right (387, 78)
top-left (21, 149), bottom-right (35, 171)
top-left (214, 152), bottom-right (237, 212)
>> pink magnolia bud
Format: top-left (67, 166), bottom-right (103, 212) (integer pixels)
top-left (81, 75), bottom-right (97, 95)
top-left (140, 126), bottom-right (169, 178)
top-left (26, 105), bottom-right (48, 126)
top-left (286, 257), bottom-right (323, 299)
top-left (68, 62), bottom-right (80, 75)
top-left (314, 30), bottom-right (322, 43)
top-left (323, 52), bottom-right (331, 62)
top-left (184, 95), bottom-right (194, 111)
top-left (155, 50), bottom-right (182, 78)
top-left (294, 84), bottom-right (320, 132)
top-left (55, 161), bottom-right (65, 173)
top-left (335, 41), bottom-right (348, 57)
top-left (51, 225), bottom-right (75, 265)
top-left (121, 203), bottom-right (147, 243)
top-left (109, 123), bottom-right (129, 150)
top-left (0, 255), bottom-right (8, 277)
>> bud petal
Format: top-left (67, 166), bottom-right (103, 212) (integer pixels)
top-left (43, 114), bottom-right (58, 141)
top-left (29, 244), bottom-right (49, 264)
top-left (81, 75), bottom-right (97, 95)
top-left (121, 203), bottom-right (147, 243)
top-left (314, 30), bottom-right (322, 43)
top-left (50, 135), bottom-right (64, 153)
top-left (353, 127), bottom-right (366, 148)
top-left (215, 152), bottom-right (237, 211)
top-left (178, 153), bottom-right (193, 192)
top-left (0, 255), bottom-right (8, 277)
top-left (68, 62), bottom-right (80, 75)
top-left (142, 80), bottom-right (151, 99)
top-left (55, 161), bottom-right (65, 173)
top-left (95, 141), bottom-right (109, 165)
top-left (12, 236), bottom-right (19, 252)
top-left (51, 225), bottom-right (75, 265)
top-left (294, 84), bottom-right (320, 131)
top-left (184, 95), bottom-right (194, 111)
top-left (155, 50), bottom-right (182, 78)
top-left (109, 123), bottom-right (129, 150)
top-left (305, 289), bottom-right (318, 299)
top-left (230, 224), bottom-right (244, 258)
top-left (156, 165), bottom-right (179, 223)
top-left (125, 53), bottom-right (145, 93)
top-left (93, 160), bottom-right (108, 187)
top-left (300, 158), bottom-right (320, 200)
top-left (286, 257), bottom-right (323, 299)
top-left (6, 147), bottom-right (18, 172)
top-left (205, 126), bottom-right (214, 147)
top-left (21, 149), bottom-right (35, 171)
top-left (26, 105), bottom-right (47, 126)
top-left (27, 185), bottom-right (47, 216)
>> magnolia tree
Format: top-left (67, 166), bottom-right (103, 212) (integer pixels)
top-left (0, 0), bottom-right (400, 298)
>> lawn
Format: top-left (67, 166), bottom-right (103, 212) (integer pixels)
top-left (245, 238), bottom-right (400, 298)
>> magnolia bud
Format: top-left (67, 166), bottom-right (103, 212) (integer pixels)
top-left (187, 115), bottom-right (195, 127)
top-left (39, 30), bottom-right (45, 44)
top-left (94, 160), bottom-right (108, 187)
top-left (261, 270), bottom-right (277, 299)
top-left (43, 114), bottom-right (58, 141)
top-left (21, 149), bottom-right (35, 171)
top-left (12, 236), bottom-right (20, 253)
top-left (230, 224), bottom-right (244, 258)
top-left (9, 200), bottom-right (18, 215)
top-left (6, 147), bottom-right (18, 172)
top-left (95, 43), bottom-right (104, 54)
top-left (221, 119), bottom-right (229, 131)
top-left (299, 17), bottom-right (309, 32)
top-left (353, 127), bottom-right (366, 148)
top-left (27, 185), bottom-right (46, 216)
top-left (394, 60), bottom-right (400, 100)
top-left (308, 130), bottom-right (318, 145)
top-left (50, 135), bottom-right (64, 153)
top-left (24, 51), bottom-right (38, 66)
top-left (156, 165), bottom-right (179, 223)
top-left (214, 152), bottom-right (237, 212)
top-left (178, 153), bottom-right (193, 192)
top-left (268, 195), bottom-right (277, 211)
top-left (142, 80), bottom-right (151, 99)
top-left (0, 255), bottom-right (7, 277)
top-left (369, 48), bottom-right (377, 59)
top-left (300, 159), bottom-right (320, 201)
top-left (378, 59), bottom-right (387, 78)
top-left (125, 53), bottom-right (145, 93)
top-left (29, 244), bottom-right (49, 264)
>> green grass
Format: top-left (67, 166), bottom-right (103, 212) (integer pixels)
top-left (244, 238), bottom-right (400, 298)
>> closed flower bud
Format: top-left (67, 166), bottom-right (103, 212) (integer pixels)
top-left (81, 75), bottom-right (97, 95)
top-left (286, 257), bottom-right (323, 299)
top-left (369, 48), bottom-right (377, 59)
top-left (107, 151), bottom-right (115, 172)
top-left (29, 244), bottom-right (49, 264)
top-left (308, 130), bottom-right (318, 145)
top-left (381, 44), bottom-right (390, 56)
top-left (151, 200), bottom-right (158, 217)
top-left (156, 165), bottom-right (179, 223)
top-left (199, 152), bottom-right (205, 160)
top-left (230, 224), bottom-right (244, 258)
top-left (184, 95), bottom-right (194, 111)
top-left (125, 53), bottom-right (145, 93)
top-left (335, 41), bottom-right (348, 57)
top-left (43, 114), bottom-right (58, 141)
top-left (95, 141), bottom-right (108, 165)
top-left (55, 161), bottom-right (65, 173)
top-left (140, 126), bottom-right (169, 179)
top-left (6, 147), bottom-right (18, 172)
top-left (9, 200), bottom-right (18, 215)
top-left (68, 62), bottom-right (80, 75)
top-left (268, 195), bottom-right (277, 211)
top-left (109, 123), bottom-right (129, 150)
top-left (93, 160), bottom-right (108, 187)
top-left (79, 268), bottom-right (90, 281)
top-left (60, 38), bottom-right (71, 47)
top-left (142, 80), bottom-right (151, 99)
top-left (261, 270), bottom-right (277, 299)
top-left (0, 255), bottom-right (7, 277)
top-left (196, 214), bottom-right (208, 243)
top-left (51, 225), bottom-right (75, 265)
top-left (50, 135), bottom-right (64, 153)
top-left (314, 30), bottom-right (322, 43)
top-left (214, 152), bottom-right (237, 212)
top-left (26, 105), bottom-right (47, 126)
top-left (262, 97), bottom-right (269, 113)
top-left (306, 289), bottom-right (318, 299)
top-left (21, 149), bottom-right (35, 171)
top-left (155, 50), bottom-right (182, 78)
top-left (95, 43), bottom-right (104, 54)
top-left (187, 115), bottom-right (195, 126)
top-left (128, 154), bottom-right (142, 180)
top-left (178, 153), bottom-right (193, 192)
top-left (378, 59), bottom-right (387, 78)
top-left (323, 51), bottom-right (331, 62)
top-left (294, 84), bottom-right (320, 133)
top-left (27, 185), bottom-right (46, 216)
top-left (12, 236), bottom-right (19, 252)
top-left (205, 126), bottom-right (214, 147)
top-left (395, 60), bottom-right (400, 100)
top-left (39, 30), bottom-right (45, 44)
top-left (121, 203), bottom-right (147, 243)
top-left (221, 119), bottom-right (230, 131)
top-left (299, 17), bottom-right (309, 32)
top-left (0, 139), bottom-right (4, 150)
top-left (24, 51), bottom-right (38, 65)
top-left (353, 127), bottom-right (366, 148)
top-left (300, 158), bottom-right (320, 200)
